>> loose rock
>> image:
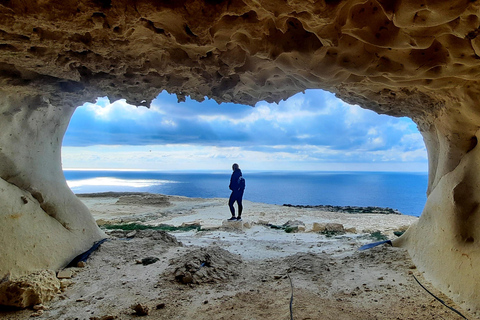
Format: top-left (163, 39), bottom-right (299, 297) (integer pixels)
top-left (131, 303), bottom-right (149, 316)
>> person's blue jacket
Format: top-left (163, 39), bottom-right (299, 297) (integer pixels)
top-left (229, 168), bottom-right (244, 192)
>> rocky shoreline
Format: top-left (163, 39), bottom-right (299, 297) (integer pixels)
top-left (283, 204), bottom-right (402, 215)
top-left (78, 192), bottom-right (404, 215)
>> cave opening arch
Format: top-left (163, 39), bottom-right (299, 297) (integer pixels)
top-left (2, 0), bottom-right (480, 314)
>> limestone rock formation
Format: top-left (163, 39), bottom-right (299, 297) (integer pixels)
top-left (0, 270), bottom-right (60, 308)
top-left (1, 0), bottom-right (480, 313)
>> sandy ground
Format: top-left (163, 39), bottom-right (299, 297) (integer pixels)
top-left (0, 193), bottom-right (474, 320)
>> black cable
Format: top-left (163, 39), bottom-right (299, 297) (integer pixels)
top-left (287, 273), bottom-right (294, 320)
top-left (412, 274), bottom-right (468, 320)
top-left (66, 238), bottom-right (108, 267)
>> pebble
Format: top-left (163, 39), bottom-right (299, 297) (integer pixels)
top-left (131, 303), bottom-right (149, 316)
top-left (57, 269), bottom-right (73, 279)
top-left (126, 231), bottom-right (137, 238)
top-left (30, 310), bottom-right (43, 317)
top-left (90, 316), bottom-right (116, 320)
top-left (33, 304), bottom-right (49, 311)
top-left (141, 257), bottom-right (159, 265)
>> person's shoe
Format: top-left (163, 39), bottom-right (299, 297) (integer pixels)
top-left (236, 217), bottom-right (242, 221)
top-left (227, 216), bottom-right (237, 221)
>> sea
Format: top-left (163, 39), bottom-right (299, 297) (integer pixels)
top-left (64, 170), bottom-right (428, 217)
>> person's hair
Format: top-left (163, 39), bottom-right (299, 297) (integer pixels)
top-left (232, 163), bottom-right (239, 170)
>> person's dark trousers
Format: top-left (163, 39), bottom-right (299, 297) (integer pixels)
top-left (229, 190), bottom-right (244, 217)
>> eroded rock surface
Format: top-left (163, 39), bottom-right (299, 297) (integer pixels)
top-left (0, 271), bottom-right (60, 308)
top-left (1, 0), bottom-right (480, 313)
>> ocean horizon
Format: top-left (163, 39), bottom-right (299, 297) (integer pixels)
top-left (64, 170), bottom-right (428, 217)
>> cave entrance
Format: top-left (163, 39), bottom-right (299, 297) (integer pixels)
top-left (62, 89), bottom-right (427, 216)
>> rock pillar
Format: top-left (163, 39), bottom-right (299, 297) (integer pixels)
top-left (0, 92), bottom-right (104, 302)
top-left (394, 88), bottom-right (480, 312)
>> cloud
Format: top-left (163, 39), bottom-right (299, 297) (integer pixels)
top-left (62, 144), bottom-right (428, 172)
top-left (62, 89), bottom-right (428, 170)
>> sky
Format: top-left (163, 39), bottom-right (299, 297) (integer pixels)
top-left (62, 89), bottom-right (428, 172)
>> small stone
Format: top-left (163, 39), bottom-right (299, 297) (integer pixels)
top-left (95, 219), bottom-right (108, 226)
top-left (126, 231), bottom-right (137, 238)
top-left (156, 303), bottom-right (166, 309)
top-left (131, 303), bottom-right (149, 316)
top-left (378, 276), bottom-right (384, 280)
top-left (32, 304), bottom-right (47, 311)
top-left (181, 273), bottom-right (193, 284)
top-left (141, 257), bottom-right (159, 265)
top-left (30, 310), bottom-right (43, 317)
top-left (312, 222), bottom-right (324, 232)
top-left (324, 223), bottom-right (345, 233)
top-left (221, 219), bottom-right (243, 230)
top-left (77, 261), bottom-right (87, 268)
top-left (57, 269), bottom-right (73, 279)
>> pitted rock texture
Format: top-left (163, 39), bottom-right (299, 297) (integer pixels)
top-left (0, 271), bottom-right (60, 308)
top-left (2, 0), bottom-right (480, 314)
top-left (0, 0), bottom-right (478, 114)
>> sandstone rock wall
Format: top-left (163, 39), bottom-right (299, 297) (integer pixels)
top-left (0, 0), bottom-right (478, 111)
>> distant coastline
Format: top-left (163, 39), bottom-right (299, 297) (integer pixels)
top-left (283, 203), bottom-right (401, 214)
top-left (76, 191), bottom-right (402, 215)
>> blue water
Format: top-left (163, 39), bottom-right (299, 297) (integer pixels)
top-left (64, 170), bottom-right (428, 217)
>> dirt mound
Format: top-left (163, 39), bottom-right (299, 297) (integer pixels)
top-left (107, 229), bottom-right (181, 246)
top-left (282, 252), bottom-right (332, 274)
top-left (167, 246), bottom-right (243, 285)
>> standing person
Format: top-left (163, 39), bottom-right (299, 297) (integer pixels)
top-left (228, 163), bottom-right (245, 221)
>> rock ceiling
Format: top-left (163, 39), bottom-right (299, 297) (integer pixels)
top-left (1, 0), bottom-right (479, 118)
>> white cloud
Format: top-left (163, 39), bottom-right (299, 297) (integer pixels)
top-left (83, 97), bottom-right (162, 121)
top-left (64, 89), bottom-right (428, 171)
